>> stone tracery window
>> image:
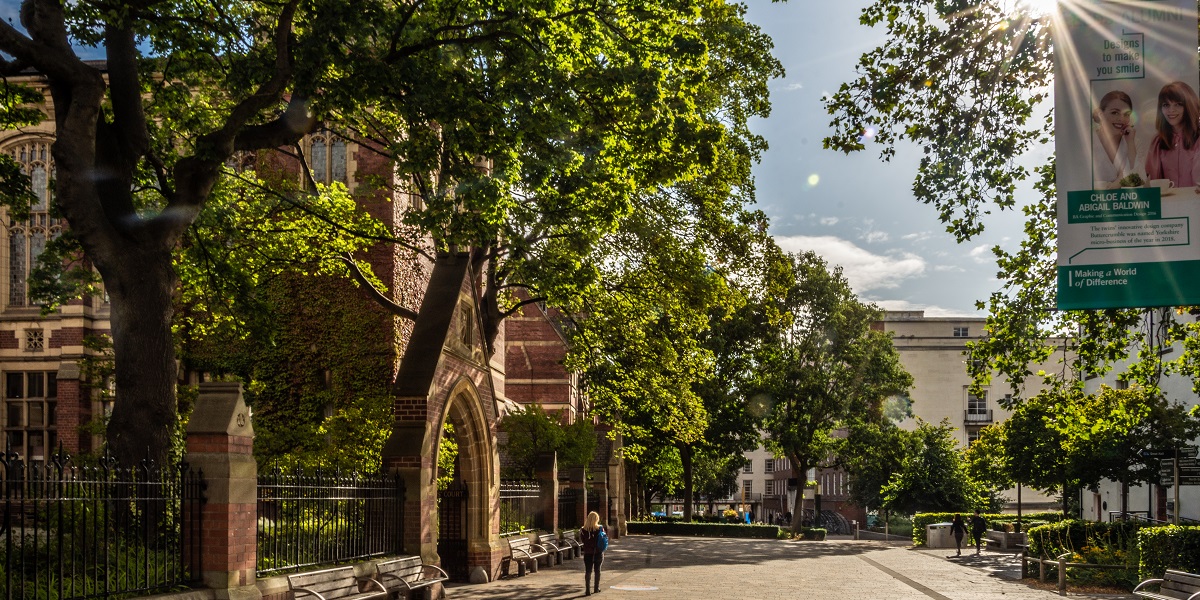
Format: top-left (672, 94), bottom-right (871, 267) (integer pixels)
top-left (5, 139), bottom-right (62, 308)
top-left (305, 133), bottom-right (348, 188)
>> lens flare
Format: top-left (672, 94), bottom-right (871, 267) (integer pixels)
top-left (807, 174), bottom-right (820, 187)
top-left (1018, 0), bottom-right (1057, 17)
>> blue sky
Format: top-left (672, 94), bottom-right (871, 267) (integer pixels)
top-left (744, 0), bottom-right (1047, 316)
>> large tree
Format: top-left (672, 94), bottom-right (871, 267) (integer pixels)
top-left (0, 0), bottom-right (781, 465)
top-left (755, 250), bottom-right (912, 533)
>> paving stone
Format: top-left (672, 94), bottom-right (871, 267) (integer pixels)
top-left (442, 535), bottom-right (1134, 599)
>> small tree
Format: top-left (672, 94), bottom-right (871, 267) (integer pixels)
top-left (498, 405), bottom-right (596, 479)
top-left (882, 420), bottom-right (989, 514)
top-left (755, 251), bottom-right (912, 534)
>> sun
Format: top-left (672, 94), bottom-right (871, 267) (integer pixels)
top-left (1017, 0), bottom-right (1059, 17)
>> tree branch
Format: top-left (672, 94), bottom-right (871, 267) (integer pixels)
top-left (105, 23), bottom-right (150, 162)
top-left (336, 253), bottom-right (419, 321)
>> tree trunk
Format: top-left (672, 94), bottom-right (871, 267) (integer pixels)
top-left (681, 444), bottom-right (694, 521)
top-left (789, 455), bottom-right (808, 535)
top-left (100, 247), bottom-right (180, 467)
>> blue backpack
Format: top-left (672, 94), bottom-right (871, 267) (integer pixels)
top-left (595, 527), bottom-right (609, 552)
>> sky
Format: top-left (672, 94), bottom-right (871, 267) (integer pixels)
top-left (743, 1), bottom-right (1048, 317)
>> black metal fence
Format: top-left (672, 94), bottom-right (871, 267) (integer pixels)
top-left (1, 449), bottom-right (205, 600)
top-left (499, 480), bottom-right (541, 536)
top-left (558, 487), bottom-right (581, 530)
top-left (257, 466), bottom-right (405, 577)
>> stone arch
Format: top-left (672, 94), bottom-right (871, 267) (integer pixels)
top-left (427, 375), bottom-right (501, 580)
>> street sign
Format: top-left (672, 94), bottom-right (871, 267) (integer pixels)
top-left (1180, 476), bottom-right (1200, 486)
top-left (1142, 448), bottom-right (1171, 459)
top-left (1182, 445), bottom-right (1199, 459)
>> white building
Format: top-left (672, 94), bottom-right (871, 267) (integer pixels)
top-left (1080, 310), bottom-right (1200, 523)
top-left (879, 311), bottom-right (1062, 511)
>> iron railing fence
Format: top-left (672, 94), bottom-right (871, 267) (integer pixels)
top-left (499, 480), bottom-right (541, 536)
top-left (256, 466), bottom-right (404, 577)
top-left (557, 487), bottom-right (581, 530)
top-left (1, 448), bottom-right (205, 600)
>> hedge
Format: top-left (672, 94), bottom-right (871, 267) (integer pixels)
top-left (1138, 526), bottom-right (1200, 580)
top-left (626, 521), bottom-right (782, 539)
top-left (1025, 520), bottom-right (1142, 559)
top-left (911, 512), bottom-right (1063, 546)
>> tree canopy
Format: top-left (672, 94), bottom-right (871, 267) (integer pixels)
top-left (754, 250), bottom-right (912, 532)
top-left (0, 0), bottom-right (782, 465)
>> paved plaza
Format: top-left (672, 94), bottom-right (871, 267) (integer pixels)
top-left (444, 535), bottom-right (1134, 599)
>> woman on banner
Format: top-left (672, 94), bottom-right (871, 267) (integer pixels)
top-left (1145, 81), bottom-right (1200, 188)
top-left (1093, 89), bottom-right (1138, 188)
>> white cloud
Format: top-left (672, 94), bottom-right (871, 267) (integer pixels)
top-left (819, 217), bottom-right (839, 226)
top-left (862, 230), bottom-right (889, 243)
top-left (968, 244), bottom-right (994, 264)
top-left (870, 299), bottom-right (979, 318)
top-left (933, 264), bottom-right (965, 273)
top-left (775, 235), bottom-right (926, 292)
top-left (783, 82), bottom-right (804, 91)
top-left (902, 231), bottom-right (933, 242)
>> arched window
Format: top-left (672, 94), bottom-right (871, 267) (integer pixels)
top-left (5, 139), bottom-right (61, 308)
top-left (305, 133), bottom-right (349, 188)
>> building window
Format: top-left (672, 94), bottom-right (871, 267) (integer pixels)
top-left (5, 139), bottom-right (62, 308)
top-left (3, 371), bottom-right (58, 466)
top-left (305, 133), bottom-right (348, 188)
top-left (743, 461), bottom-right (753, 474)
top-left (25, 329), bottom-right (43, 351)
top-left (765, 459), bottom-right (775, 474)
top-left (764, 479), bottom-right (777, 495)
top-left (967, 391), bottom-right (988, 414)
top-left (967, 430), bottom-right (981, 445)
top-left (953, 326), bottom-right (970, 337)
top-left (741, 480), bottom-right (752, 495)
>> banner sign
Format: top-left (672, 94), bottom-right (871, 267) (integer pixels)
top-left (1056, 0), bottom-right (1200, 309)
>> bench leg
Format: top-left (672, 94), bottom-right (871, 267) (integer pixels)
top-left (529, 559), bottom-right (538, 574)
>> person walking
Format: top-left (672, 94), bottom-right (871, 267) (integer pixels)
top-left (949, 514), bottom-right (967, 556)
top-left (970, 509), bottom-right (988, 555)
top-left (580, 511), bottom-right (607, 595)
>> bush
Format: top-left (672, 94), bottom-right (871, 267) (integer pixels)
top-left (1138, 525), bottom-right (1200, 580)
top-left (1026, 520), bottom-right (1142, 559)
top-left (800, 528), bottom-right (826, 541)
top-left (626, 521), bottom-right (781, 539)
top-left (911, 511), bottom-right (1062, 546)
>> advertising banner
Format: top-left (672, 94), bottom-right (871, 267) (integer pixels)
top-left (1056, 0), bottom-right (1200, 309)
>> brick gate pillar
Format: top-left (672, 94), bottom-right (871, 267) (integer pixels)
top-left (185, 382), bottom-right (261, 600)
top-left (534, 453), bottom-right (558, 531)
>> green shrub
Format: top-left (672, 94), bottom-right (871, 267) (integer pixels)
top-left (626, 521), bottom-right (780, 539)
top-left (800, 528), bottom-right (826, 541)
top-left (1026, 520), bottom-right (1142, 559)
top-left (1138, 525), bottom-right (1200, 580)
top-left (911, 512), bottom-right (1062, 546)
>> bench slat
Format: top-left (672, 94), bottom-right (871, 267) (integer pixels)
top-left (288, 567), bottom-right (387, 600)
top-left (374, 556), bottom-right (449, 592)
top-left (1135, 570), bottom-right (1200, 600)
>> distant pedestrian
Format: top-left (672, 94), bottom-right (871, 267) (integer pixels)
top-left (970, 509), bottom-right (988, 555)
top-left (950, 514), bottom-right (967, 556)
top-left (580, 511), bottom-right (607, 595)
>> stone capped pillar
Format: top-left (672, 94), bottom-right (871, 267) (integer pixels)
top-left (185, 382), bottom-right (261, 600)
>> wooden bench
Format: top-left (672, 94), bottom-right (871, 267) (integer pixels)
top-left (287, 566), bottom-right (388, 600)
top-left (557, 531), bottom-right (582, 558)
top-left (501, 536), bottom-right (549, 577)
top-left (535, 531), bottom-right (571, 564)
top-left (369, 556), bottom-right (448, 600)
top-left (1133, 570), bottom-right (1200, 600)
